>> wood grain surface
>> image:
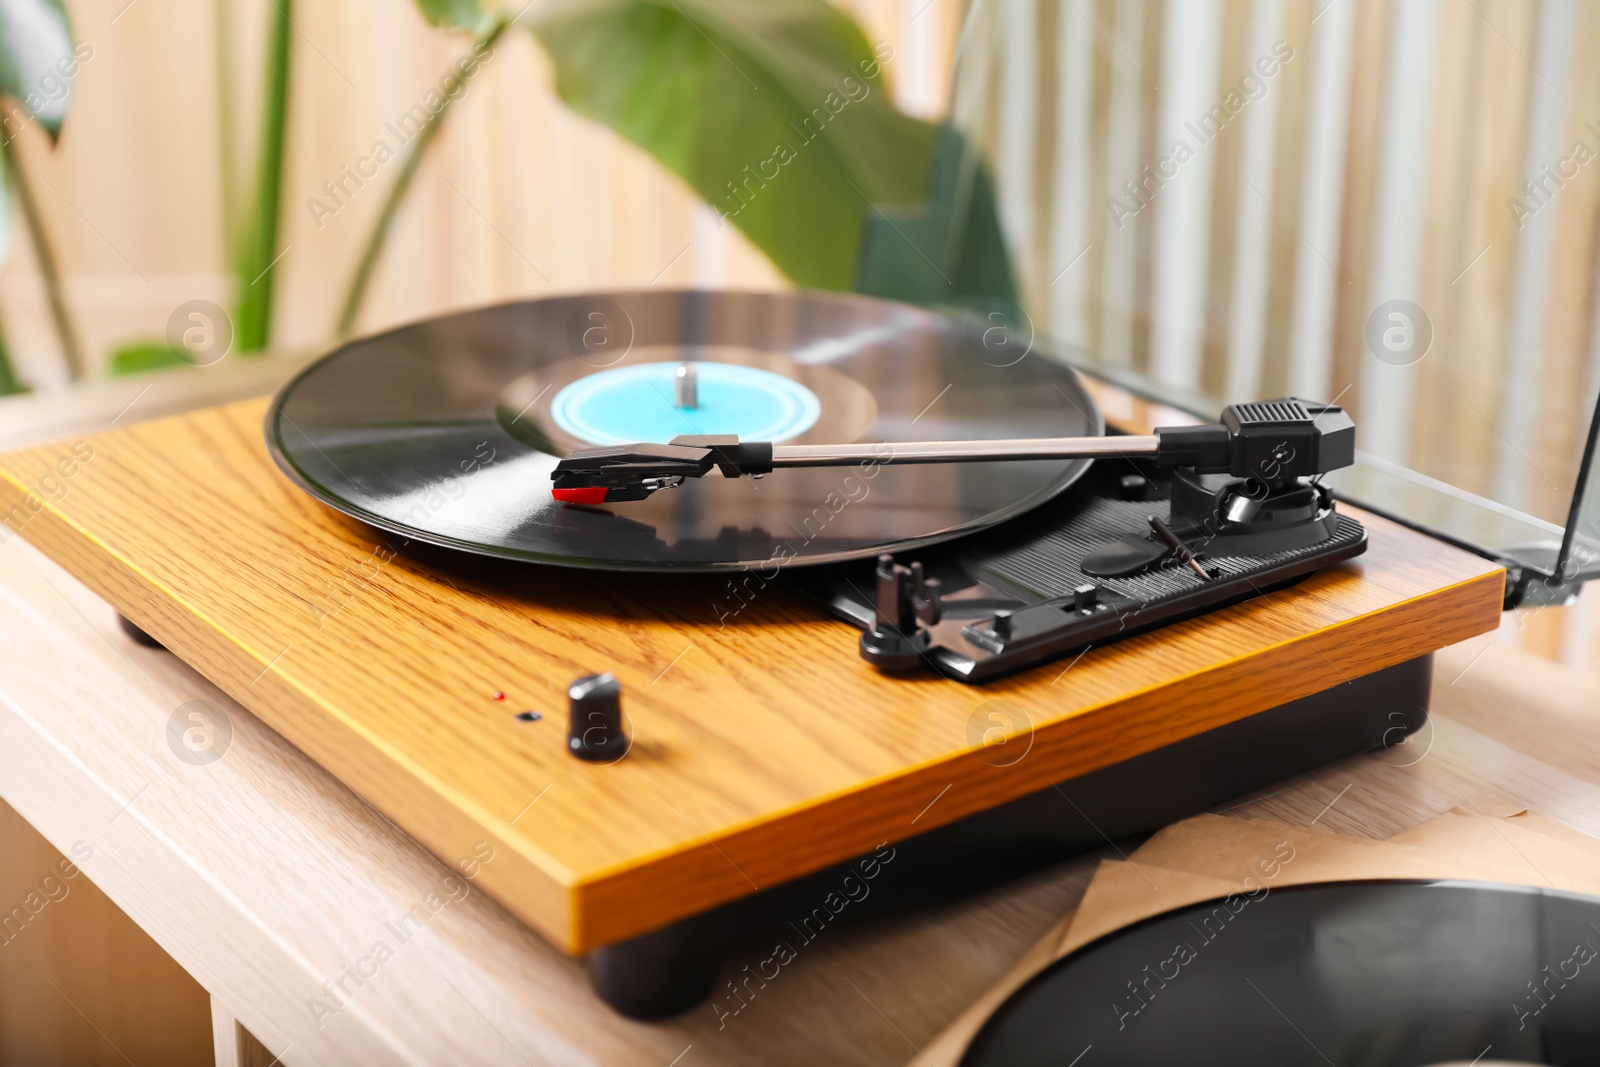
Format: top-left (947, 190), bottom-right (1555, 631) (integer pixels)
top-left (0, 531), bottom-right (1585, 1067)
top-left (0, 799), bottom-right (214, 1067)
top-left (0, 397), bottom-right (1506, 954)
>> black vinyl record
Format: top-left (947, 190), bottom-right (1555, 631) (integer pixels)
top-left (963, 880), bottom-right (1600, 1067)
top-left (265, 289), bottom-right (1101, 571)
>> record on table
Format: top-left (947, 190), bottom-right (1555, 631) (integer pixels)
top-left (963, 880), bottom-right (1600, 1067)
top-left (265, 290), bottom-right (1102, 571)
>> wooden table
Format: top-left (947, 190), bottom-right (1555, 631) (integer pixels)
top-left (0, 359), bottom-right (1593, 1066)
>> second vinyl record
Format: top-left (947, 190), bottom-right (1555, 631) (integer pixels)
top-left (266, 290), bottom-right (1102, 570)
top-left (962, 880), bottom-right (1600, 1067)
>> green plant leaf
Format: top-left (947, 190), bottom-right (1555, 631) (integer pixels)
top-left (0, 340), bottom-right (21, 394)
top-left (0, 0), bottom-right (78, 142)
top-left (107, 341), bottom-right (188, 376)
top-left (234, 0), bottom-right (293, 352)
top-left (853, 124), bottom-right (1017, 311)
top-left (0, 154), bottom-right (11, 274)
top-left (0, 295), bottom-right (20, 395)
top-left (525, 0), bottom-right (936, 291)
top-left (412, 0), bottom-right (489, 30)
top-left (0, 151), bottom-right (21, 392)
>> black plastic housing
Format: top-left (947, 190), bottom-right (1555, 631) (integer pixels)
top-left (1156, 398), bottom-right (1355, 480)
top-left (1220, 397), bottom-right (1355, 479)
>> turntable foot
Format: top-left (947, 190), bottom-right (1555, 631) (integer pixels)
top-left (117, 614), bottom-right (166, 651)
top-left (585, 923), bottom-right (719, 1019)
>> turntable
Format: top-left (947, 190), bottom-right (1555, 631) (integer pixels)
top-left (0, 290), bottom-right (1514, 1017)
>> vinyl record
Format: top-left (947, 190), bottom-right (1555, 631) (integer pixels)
top-left (266, 290), bottom-right (1101, 571)
top-left (963, 881), bottom-right (1600, 1067)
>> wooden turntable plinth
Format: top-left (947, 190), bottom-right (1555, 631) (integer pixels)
top-left (0, 397), bottom-right (1504, 954)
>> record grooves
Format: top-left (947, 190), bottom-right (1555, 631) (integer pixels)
top-left (265, 290), bottom-right (1101, 571)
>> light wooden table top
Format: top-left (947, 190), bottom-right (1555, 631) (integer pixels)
top-left (0, 361), bottom-right (1594, 1066)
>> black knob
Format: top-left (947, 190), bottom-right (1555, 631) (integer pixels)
top-left (567, 673), bottom-right (628, 762)
top-left (1119, 473), bottom-right (1149, 501)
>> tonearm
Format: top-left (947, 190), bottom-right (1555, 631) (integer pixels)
top-left (549, 398), bottom-right (1355, 504)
